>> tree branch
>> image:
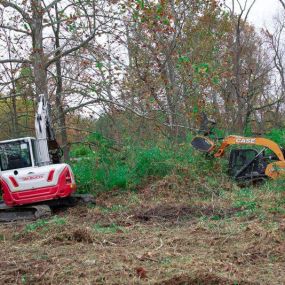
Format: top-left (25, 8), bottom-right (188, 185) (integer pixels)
top-left (0, 58), bottom-right (31, 64)
top-left (253, 98), bottom-right (282, 111)
top-left (0, 24), bottom-right (31, 34)
top-left (46, 32), bottom-right (96, 67)
top-left (0, 75), bottom-right (31, 86)
top-left (0, 0), bottom-right (31, 22)
top-left (278, 0), bottom-right (285, 11)
top-left (244, 0), bottom-right (256, 24)
top-left (43, 0), bottom-right (62, 12)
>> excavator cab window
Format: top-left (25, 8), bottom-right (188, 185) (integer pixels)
top-left (31, 139), bottom-right (39, 166)
top-left (0, 140), bottom-right (33, 171)
top-left (228, 149), bottom-right (267, 179)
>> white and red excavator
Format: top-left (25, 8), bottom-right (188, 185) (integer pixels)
top-left (0, 94), bottom-right (77, 222)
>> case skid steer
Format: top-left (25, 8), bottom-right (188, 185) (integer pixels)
top-left (0, 94), bottom-right (81, 222)
top-left (191, 135), bottom-right (285, 183)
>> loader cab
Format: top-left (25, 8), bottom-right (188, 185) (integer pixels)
top-left (228, 148), bottom-right (267, 181)
top-left (0, 137), bottom-right (38, 171)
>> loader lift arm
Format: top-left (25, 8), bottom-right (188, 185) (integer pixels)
top-left (191, 135), bottom-right (285, 180)
top-left (214, 135), bottom-right (285, 161)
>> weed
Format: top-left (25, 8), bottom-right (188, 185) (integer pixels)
top-left (21, 274), bottom-right (27, 284)
top-left (269, 207), bottom-right (285, 214)
top-left (93, 223), bottom-right (125, 234)
top-left (234, 200), bottom-right (257, 211)
top-left (71, 134), bottom-right (223, 194)
top-left (160, 257), bottom-right (172, 265)
top-left (0, 234), bottom-right (4, 241)
top-left (25, 219), bottom-right (49, 232)
top-left (265, 128), bottom-right (285, 146)
top-left (51, 216), bottom-right (66, 225)
top-left (24, 216), bottom-right (66, 232)
top-left (99, 205), bottom-right (127, 213)
top-left (211, 215), bottom-right (223, 221)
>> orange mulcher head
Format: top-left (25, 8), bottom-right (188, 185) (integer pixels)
top-left (191, 136), bottom-right (215, 153)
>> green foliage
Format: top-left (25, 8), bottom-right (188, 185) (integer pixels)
top-left (212, 76), bottom-right (220, 85)
top-left (71, 132), bottom-right (218, 194)
top-left (265, 128), bottom-right (285, 146)
top-left (20, 66), bottom-right (33, 78)
top-left (244, 123), bottom-right (253, 136)
top-left (135, 0), bottom-right (144, 9)
top-left (96, 62), bottom-right (104, 69)
top-left (193, 63), bottom-right (210, 75)
top-left (93, 223), bottom-right (125, 234)
top-left (233, 188), bottom-right (258, 216)
top-left (25, 219), bottom-right (49, 232)
top-left (70, 145), bottom-right (93, 157)
top-left (24, 216), bottom-right (66, 232)
top-left (178, 55), bottom-right (190, 64)
top-left (209, 127), bottom-right (227, 139)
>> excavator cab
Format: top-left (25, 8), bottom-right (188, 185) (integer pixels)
top-left (0, 137), bottom-right (37, 171)
top-left (0, 138), bottom-right (76, 207)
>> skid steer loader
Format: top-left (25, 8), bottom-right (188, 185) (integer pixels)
top-left (191, 135), bottom-right (285, 183)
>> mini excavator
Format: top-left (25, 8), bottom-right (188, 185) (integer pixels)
top-left (191, 135), bottom-right (285, 183)
top-left (0, 94), bottom-right (78, 222)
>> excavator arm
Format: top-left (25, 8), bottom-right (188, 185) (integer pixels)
top-left (35, 94), bottom-right (62, 165)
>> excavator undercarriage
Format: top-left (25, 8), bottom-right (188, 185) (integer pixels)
top-left (0, 194), bottom-right (95, 222)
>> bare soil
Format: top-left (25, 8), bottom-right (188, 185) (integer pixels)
top-left (1, 185), bottom-right (285, 285)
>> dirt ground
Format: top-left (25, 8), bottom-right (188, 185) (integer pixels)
top-left (1, 183), bottom-right (285, 285)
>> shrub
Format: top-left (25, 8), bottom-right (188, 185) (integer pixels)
top-left (265, 128), bottom-right (285, 147)
top-left (70, 132), bottom-right (230, 195)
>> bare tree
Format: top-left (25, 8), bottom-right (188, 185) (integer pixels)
top-left (0, 0), bottom-right (113, 159)
top-left (263, 10), bottom-right (285, 128)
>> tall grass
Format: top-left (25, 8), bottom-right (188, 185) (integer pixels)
top-left (70, 131), bottom-right (285, 223)
top-left (70, 133), bottom-right (220, 194)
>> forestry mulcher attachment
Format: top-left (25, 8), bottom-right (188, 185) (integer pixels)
top-left (0, 94), bottom-right (78, 222)
top-left (191, 135), bottom-right (285, 183)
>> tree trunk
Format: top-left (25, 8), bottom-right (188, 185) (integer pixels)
top-left (54, 4), bottom-right (69, 161)
top-left (31, 0), bottom-right (48, 99)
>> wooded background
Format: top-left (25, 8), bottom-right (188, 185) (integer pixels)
top-left (1, 0), bottom-right (285, 160)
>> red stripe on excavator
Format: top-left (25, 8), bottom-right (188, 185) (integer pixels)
top-left (47, 169), bottom-right (55, 182)
top-left (9, 176), bottom-right (19, 187)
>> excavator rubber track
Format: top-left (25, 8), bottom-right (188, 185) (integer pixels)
top-left (0, 194), bottom-right (95, 223)
top-left (0, 203), bottom-right (51, 222)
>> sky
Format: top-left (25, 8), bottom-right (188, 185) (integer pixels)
top-left (225, 0), bottom-right (283, 29)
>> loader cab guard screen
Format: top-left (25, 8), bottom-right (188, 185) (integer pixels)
top-left (0, 140), bottom-right (32, 171)
top-left (228, 149), bottom-right (267, 178)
